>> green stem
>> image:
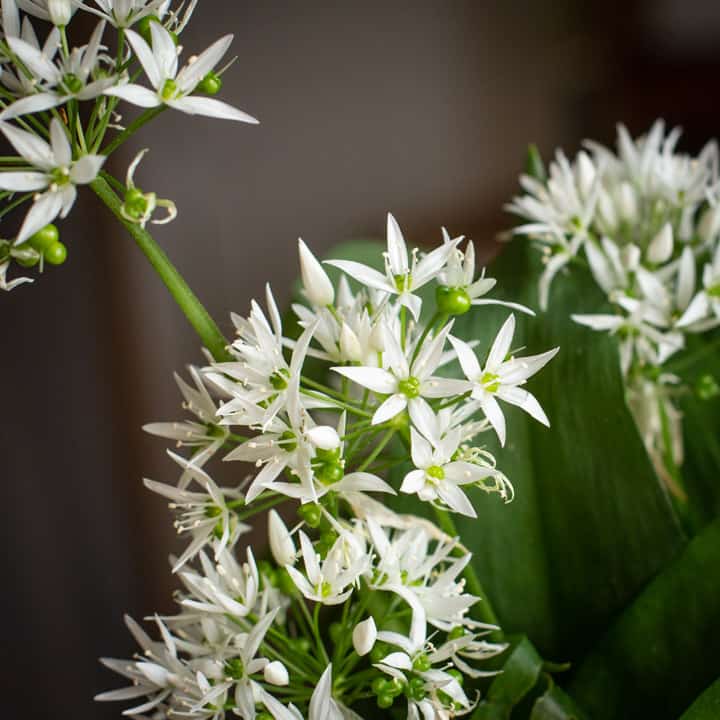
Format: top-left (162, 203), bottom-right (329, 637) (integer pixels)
top-left (356, 428), bottom-right (395, 472)
top-left (90, 176), bottom-right (232, 363)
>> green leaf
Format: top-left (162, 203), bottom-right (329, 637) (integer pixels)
top-left (473, 636), bottom-right (543, 719)
top-left (531, 676), bottom-right (585, 720)
top-left (451, 240), bottom-right (685, 658)
top-left (679, 678), bottom-right (720, 719)
top-left (568, 517), bottom-right (720, 718)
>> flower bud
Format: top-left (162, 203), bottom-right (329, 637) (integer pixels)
top-left (268, 510), bottom-right (296, 566)
top-left (306, 425), bottom-right (340, 451)
top-left (698, 204), bottom-right (720, 245)
top-left (352, 616), bottom-right (377, 657)
top-left (339, 322), bottom-right (363, 362)
top-left (617, 182), bottom-right (638, 223)
top-left (576, 151), bottom-right (596, 198)
top-left (263, 661), bottom-right (289, 686)
top-left (298, 238), bottom-right (334, 307)
top-left (596, 187), bottom-right (618, 233)
top-left (48, 0), bottom-right (72, 25)
top-left (647, 222), bottom-right (673, 264)
top-left (621, 243), bottom-right (640, 273)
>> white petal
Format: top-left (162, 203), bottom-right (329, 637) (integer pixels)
top-left (372, 394), bottom-right (407, 424)
top-left (487, 314), bottom-right (515, 369)
top-left (436, 482), bottom-right (476, 517)
top-left (571, 313), bottom-right (624, 331)
top-left (104, 83), bottom-right (161, 107)
top-left (70, 154), bottom-right (105, 184)
top-left (49, 117), bottom-right (71, 167)
top-left (410, 427), bottom-right (432, 468)
top-left (448, 334), bottom-right (481, 380)
top-left (481, 394), bottom-right (506, 447)
top-left (124, 29), bottom-right (162, 88)
top-left (0, 92), bottom-right (62, 120)
top-left (331, 366), bottom-right (396, 394)
top-left (676, 246), bottom-right (696, 311)
top-left (298, 238), bottom-right (334, 306)
top-left (401, 469), bottom-right (427, 494)
top-left (325, 259), bottom-right (393, 293)
top-left (0, 171), bottom-right (48, 191)
top-left (647, 222), bottom-right (673, 264)
top-left (168, 95), bottom-right (259, 123)
top-left (149, 21), bottom-right (178, 80)
top-left (496, 386), bottom-right (549, 426)
top-left (17, 190), bottom-right (63, 243)
top-left (0, 121), bottom-right (54, 169)
top-left (7, 35), bottom-right (62, 84)
top-left (352, 617), bottom-right (377, 657)
top-left (386, 212), bottom-right (408, 274)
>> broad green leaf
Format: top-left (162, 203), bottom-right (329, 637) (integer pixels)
top-left (473, 636), bottom-right (542, 719)
top-left (679, 678), bottom-right (720, 719)
top-left (568, 517), bottom-right (720, 718)
top-left (451, 240), bottom-right (685, 658)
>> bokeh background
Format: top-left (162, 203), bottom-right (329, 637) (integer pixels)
top-left (3, 1), bottom-right (720, 717)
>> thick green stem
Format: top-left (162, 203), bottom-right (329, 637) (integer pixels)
top-left (90, 176), bottom-right (232, 362)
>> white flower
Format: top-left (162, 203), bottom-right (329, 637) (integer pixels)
top-left (366, 518), bottom-right (477, 630)
top-left (1, 20), bottom-right (116, 119)
top-left (401, 426), bottom-right (501, 518)
top-left (286, 529), bottom-right (367, 605)
top-left (352, 616), bottom-right (377, 657)
top-left (326, 213), bottom-right (458, 320)
top-left (143, 452), bottom-right (249, 571)
top-left (95, 615), bottom-right (195, 717)
top-left (267, 509), bottom-right (297, 566)
top-left (1, 17), bottom-right (60, 97)
top-left (449, 314), bottom-right (558, 446)
top-left (105, 23), bottom-right (258, 123)
top-left (298, 237), bottom-right (334, 307)
top-left (178, 546), bottom-right (259, 620)
top-left (0, 118), bottom-right (105, 243)
top-left (332, 321), bottom-right (466, 426)
top-left (438, 232), bottom-right (535, 316)
top-left (143, 367), bottom-right (228, 488)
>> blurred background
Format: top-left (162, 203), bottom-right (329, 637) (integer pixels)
top-left (3, 1), bottom-right (720, 717)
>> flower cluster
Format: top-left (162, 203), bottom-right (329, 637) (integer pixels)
top-left (0, 0), bottom-right (256, 289)
top-left (507, 121), bottom-right (720, 494)
top-left (97, 214), bottom-right (558, 718)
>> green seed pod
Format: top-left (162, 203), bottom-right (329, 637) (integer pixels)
top-left (29, 224), bottom-right (59, 252)
top-left (44, 241), bottom-right (68, 266)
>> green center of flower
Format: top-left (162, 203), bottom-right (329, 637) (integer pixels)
top-left (161, 78), bottom-right (179, 101)
top-left (278, 430), bottom-right (297, 452)
top-left (398, 376), bottom-right (421, 398)
top-left (50, 167), bottom-right (70, 186)
top-left (270, 368), bottom-right (290, 390)
top-left (435, 286), bottom-right (472, 315)
top-left (412, 653), bottom-right (432, 672)
top-left (320, 580), bottom-right (333, 598)
top-left (394, 273), bottom-right (412, 292)
top-left (224, 657), bottom-right (245, 680)
top-left (426, 465), bottom-right (445, 480)
top-left (62, 73), bottom-right (83, 94)
top-left (480, 371), bottom-right (500, 393)
top-left (707, 283), bottom-right (720, 299)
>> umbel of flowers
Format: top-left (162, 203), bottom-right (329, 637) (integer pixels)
top-left (507, 121), bottom-right (720, 498)
top-left (95, 215), bottom-right (559, 718)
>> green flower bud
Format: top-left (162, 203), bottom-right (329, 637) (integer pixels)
top-left (44, 241), bottom-right (67, 266)
top-left (407, 677), bottom-right (426, 701)
top-left (447, 668), bottom-right (464, 685)
top-left (436, 285), bottom-right (472, 315)
top-left (329, 622), bottom-right (342, 644)
top-left (297, 503), bottom-right (322, 528)
top-left (526, 143), bottom-right (546, 182)
top-left (377, 692), bottom-right (394, 709)
top-left (29, 224), bottom-right (59, 252)
top-left (14, 243), bottom-right (40, 268)
top-left (371, 677), bottom-right (388, 695)
top-left (137, 15), bottom-right (177, 45)
top-left (198, 71), bottom-right (223, 95)
top-left (447, 625), bottom-right (465, 640)
top-left (412, 654), bottom-right (431, 672)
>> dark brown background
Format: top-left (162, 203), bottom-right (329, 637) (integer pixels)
top-left (3, 1), bottom-right (720, 717)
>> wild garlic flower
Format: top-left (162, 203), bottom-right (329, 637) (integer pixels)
top-left (449, 314), bottom-right (559, 446)
top-left (105, 23), bottom-right (258, 123)
top-left (17, 0), bottom-right (76, 26)
top-left (0, 118), bottom-right (105, 243)
top-left (77, 0), bottom-right (181, 30)
top-left (327, 213), bottom-right (458, 320)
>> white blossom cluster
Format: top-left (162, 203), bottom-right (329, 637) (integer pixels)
top-left (0, 0), bottom-right (256, 289)
top-left (507, 121), bottom-right (720, 493)
top-left (97, 214), bottom-right (559, 718)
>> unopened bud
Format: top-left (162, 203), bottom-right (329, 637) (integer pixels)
top-left (576, 151), bottom-right (596, 198)
top-left (48, 0), bottom-right (72, 25)
top-left (339, 323), bottom-right (363, 362)
top-left (647, 222), bottom-right (673, 264)
top-left (353, 616), bottom-right (377, 657)
top-left (298, 238), bottom-right (334, 307)
top-left (268, 510), bottom-right (296, 566)
top-left (263, 661), bottom-right (289, 686)
top-left (617, 182), bottom-right (638, 223)
top-left (698, 204), bottom-right (720, 245)
top-left (306, 425), bottom-right (341, 451)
